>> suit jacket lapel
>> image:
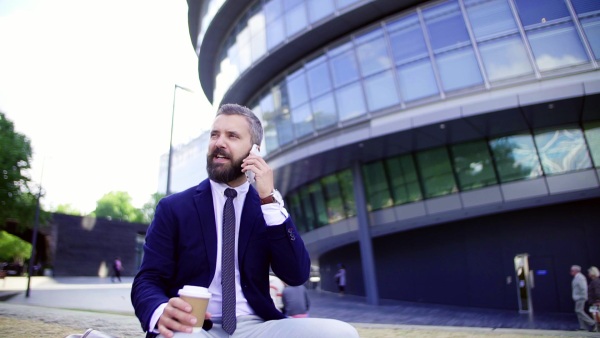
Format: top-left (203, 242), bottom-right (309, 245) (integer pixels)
top-left (193, 179), bottom-right (218, 280)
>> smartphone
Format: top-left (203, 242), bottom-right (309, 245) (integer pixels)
top-left (245, 144), bottom-right (260, 183)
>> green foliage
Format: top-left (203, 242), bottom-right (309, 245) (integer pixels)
top-left (140, 192), bottom-right (165, 224)
top-left (55, 204), bottom-right (82, 216)
top-left (93, 191), bottom-right (144, 223)
top-left (0, 112), bottom-right (43, 230)
top-left (0, 230), bottom-right (31, 262)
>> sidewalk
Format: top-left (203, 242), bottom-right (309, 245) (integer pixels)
top-left (0, 276), bottom-right (596, 337)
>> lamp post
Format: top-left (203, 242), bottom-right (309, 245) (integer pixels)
top-left (166, 84), bottom-right (193, 196)
top-left (26, 158), bottom-right (45, 298)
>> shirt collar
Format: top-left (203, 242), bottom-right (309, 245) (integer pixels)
top-left (210, 179), bottom-right (250, 197)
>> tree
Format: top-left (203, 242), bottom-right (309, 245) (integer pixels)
top-left (55, 204), bottom-right (82, 216)
top-left (0, 230), bottom-right (31, 262)
top-left (140, 192), bottom-right (165, 224)
top-left (0, 112), bottom-right (40, 230)
top-left (92, 191), bottom-right (144, 223)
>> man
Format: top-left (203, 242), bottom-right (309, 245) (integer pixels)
top-left (282, 283), bottom-right (310, 318)
top-left (111, 257), bottom-right (122, 283)
top-left (131, 104), bottom-right (358, 338)
top-left (570, 265), bottom-right (596, 331)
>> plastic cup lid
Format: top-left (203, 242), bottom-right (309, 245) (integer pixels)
top-left (178, 285), bottom-right (212, 298)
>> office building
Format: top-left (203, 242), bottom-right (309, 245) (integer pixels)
top-left (187, 0), bottom-right (600, 313)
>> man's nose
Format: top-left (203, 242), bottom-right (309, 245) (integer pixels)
top-left (213, 135), bottom-right (227, 148)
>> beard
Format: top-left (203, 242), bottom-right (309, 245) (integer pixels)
top-left (206, 148), bottom-right (245, 183)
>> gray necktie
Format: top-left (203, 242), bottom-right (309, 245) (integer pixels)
top-left (222, 188), bottom-right (237, 335)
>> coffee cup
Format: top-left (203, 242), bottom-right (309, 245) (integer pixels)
top-left (178, 285), bottom-right (212, 332)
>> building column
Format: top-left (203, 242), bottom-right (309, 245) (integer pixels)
top-left (352, 161), bottom-right (379, 305)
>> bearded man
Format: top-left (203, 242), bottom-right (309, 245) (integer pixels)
top-left (131, 103), bottom-right (358, 338)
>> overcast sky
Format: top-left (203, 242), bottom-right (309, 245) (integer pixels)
top-left (0, 0), bottom-right (214, 213)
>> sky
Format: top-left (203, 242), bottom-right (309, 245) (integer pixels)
top-left (0, 0), bottom-right (215, 213)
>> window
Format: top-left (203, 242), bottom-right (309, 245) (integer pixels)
top-left (335, 83), bottom-right (367, 121)
top-left (287, 69), bottom-right (309, 108)
top-left (423, 1), bottom-right (470, 53)
top-left (260, 92), bottom-right (279, 152)
top-left (299, 187), bottom-right (315, 231)
top-left (306, 56), bottom-right (332, 98)
top-left (307, 0), bottom-right (334, 22)
top-left (311, 93), bottom-right (337, 130)
top-left (388, 14), bottom-right (428, 64)
top-left (580, 16), bottom-right (600, 60)
top-left (284, 1), bottom-right (307, 38)
top-left (489, 134), bottom-right (543, 182)
top-left (362, 161), bottom-right (393, 211)
top-left (355, 29), bottom-right (392, 77)
top-left (337, 170), bottom-right (356, 217)
top-left (584, 121), bottom-right (600, 167)
top-left (308, 182), bottom-right (329, 228)
top-left (526, 22), bottom-right (589, 71)
top-left (534, 126), bottom-right (592, 175)
top-left (385, 154), bottom-right (422, 204)
top-left (416, 147), bottom-right (458, 198)
top-left (321, 174), bottom-right (346, 223)
top-left (288, 193), bottom-right (308, 233)
top-left (451, 140), bottom-right (498, 190)
top-left (291, 103), bottom-right (314, 138)
top-left (423, 1), bottom-right (483, 92)
top-left (464, 0), bottom-right (518, 40)
top-left (436, 47), bottom-right (484, 91)
top-left (328, 43), bottom-right (360, 88)
top-left (388, 14), bottom-right (439, 102)
top-left (478, 36), bottom-right (533, 81)
top-left (513, 0), bottom-right (570, 26)
top-left (363, 70), bottom-right (400, 111)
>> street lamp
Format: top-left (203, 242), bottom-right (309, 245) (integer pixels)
top-left (26, 158), bottom-right (45, 298)
top-left (166, 84), bottom-right (193, 196)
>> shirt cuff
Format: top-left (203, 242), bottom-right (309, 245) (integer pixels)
top-left (262, 203), bottom-right (289, 225)
top-left (149, 303), bottom-right (168, 333)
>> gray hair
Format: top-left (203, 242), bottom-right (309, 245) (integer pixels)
top-left (571, 265), bottom-right (581, 272)
top-left (589, 266), bottom-right (600, 277)
top-left (216, 103), bottom-right (263, 146)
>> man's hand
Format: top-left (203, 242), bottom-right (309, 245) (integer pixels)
top-left (157, 297), bottom-right (210, 337)
top-left (242, 151), bottom-right (274, 198)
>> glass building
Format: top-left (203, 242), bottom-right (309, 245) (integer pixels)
top-left (187, 0), bottom-right (600, 313)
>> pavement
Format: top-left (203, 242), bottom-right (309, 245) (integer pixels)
top-left (0, 276), bottom-right (598, 337)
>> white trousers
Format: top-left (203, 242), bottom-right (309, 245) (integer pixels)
top-left (160, 315), bottom-right (359, 338)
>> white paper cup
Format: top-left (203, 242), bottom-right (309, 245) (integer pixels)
top-left (178, 285), bottom-right (212, 328)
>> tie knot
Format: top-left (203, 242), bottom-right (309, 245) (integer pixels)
top-left (225, 188), bottom-right (237, 199)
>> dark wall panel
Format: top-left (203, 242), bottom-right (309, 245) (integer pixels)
top-left (319, 197), bottom-right (600, 313)
top-left (51, 213), bottom-right (148, 277)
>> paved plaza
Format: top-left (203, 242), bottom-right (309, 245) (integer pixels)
top-left (0, 276), bottom-right (597, 337)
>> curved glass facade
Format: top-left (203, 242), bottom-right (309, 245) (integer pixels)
top-left (212, 0), bottom-right (365, 104)
top-left (286, 122), bottom-right (600, 234)
top-left (227, 0), bottom-right (600, 154)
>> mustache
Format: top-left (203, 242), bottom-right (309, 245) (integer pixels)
top-left (210, 148), bottom-right (231, 159)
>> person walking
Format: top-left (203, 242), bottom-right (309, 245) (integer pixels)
top-left (587, 266), bottom-right (600, 332)
top-left (282, 283), bottom-right (310, 318)
top-left (571, 265), bottom-right (596, 331)
top-left (131, 104), bottom-right (359, 338)
top-left (111, 257), bottom-right (123, 283)
top-left (334, 264), bottom-right (346, 296)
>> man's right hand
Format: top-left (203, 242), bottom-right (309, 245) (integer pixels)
top-left (157, 297), bottom-right (199, 337)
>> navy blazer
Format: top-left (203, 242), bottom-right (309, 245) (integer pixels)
top-left (131, 179), bottom-right (310, 335)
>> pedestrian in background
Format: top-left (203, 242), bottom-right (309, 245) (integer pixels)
top-left (587, 266), bottom-right (600, 332)
top-left (111, 257), bottom-right (123, 283)
top-left (570, 265), bottom-right (596, 331)
top-left (282, 283), bottom-right (310, 318)
top-left (334, 264), bottom-right (346, 296)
